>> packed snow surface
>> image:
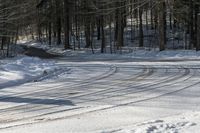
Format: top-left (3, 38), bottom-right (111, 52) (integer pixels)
top-left (1, 43), bottom-right (200, 133)
top-left (0, 57), bottom-right (58, 89)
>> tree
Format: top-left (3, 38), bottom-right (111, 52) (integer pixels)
top-left (158, 0), bottom-right (166, 51)
top-left (1, 0), bottom-right (200, 59)
top-left (63, 0), bottom-right (70, 49)
top-left (197, 14), bottom-right (200, 51)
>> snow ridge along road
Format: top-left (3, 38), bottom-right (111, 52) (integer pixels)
top-left (0, 58), bottom-right (200, 133)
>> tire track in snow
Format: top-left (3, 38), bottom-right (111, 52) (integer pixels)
top-left (0, 66), bottom-right (177, 114)
top-left (0, 65), bottom-right (153, 122)
top-left (0, 65), bottom-right (147, 113)
top-left (0, 66), bottom-right (182, 122)
top-left (1, 75), bottom-right (200, 131)
top-left (0, 66), bottom-right (199, 130)
top-left (0, 65), bottom-right (118, 103)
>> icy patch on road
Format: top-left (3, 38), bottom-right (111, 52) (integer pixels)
top-left (0, 57), bottom-right (59, 88)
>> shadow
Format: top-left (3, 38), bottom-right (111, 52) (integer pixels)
top-left (24, 46), bottom-right (61, 59)
top-left (0, 80), bottom-right (33, 90)
top-left (0, 96), bottom-right (74, 106)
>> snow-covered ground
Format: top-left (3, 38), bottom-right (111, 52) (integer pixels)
top-left (18, 40), bottom-right (200, 60)
top-left (108, 111), bottom-right (200, 133)
top-left (0, 56), bottom-right (60, 89)
top-left (1, 44), bottom-right (200, 133)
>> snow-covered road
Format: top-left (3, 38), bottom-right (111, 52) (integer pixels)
top-left (1, 58), bottom-right (200, 133)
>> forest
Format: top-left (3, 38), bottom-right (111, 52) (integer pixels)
top-left (1, 1), bottom-right (200, 133)
top-left (0, 0), bottom-right (200, 58)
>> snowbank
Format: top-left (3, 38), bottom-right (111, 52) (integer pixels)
top-left (17, 41), bottom-right (200, 60)
top-left (0, 57), bottom-right (59, 89)
top-left (127, 49), bottom-right (200, 59)
top-left (105, 111), bottom-right (200, 133)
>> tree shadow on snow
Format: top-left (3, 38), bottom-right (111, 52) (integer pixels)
top-left (0, 96), bottom-right (74, 106)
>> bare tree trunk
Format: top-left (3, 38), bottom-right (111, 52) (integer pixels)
top-left (63, 0), bottom-right (70, 49)
top-left (158, 1), bottom-right (165, 51)
top-left (56, 0), bottom-right (62, 45)
top-left (49, 22), bottom-right (52, 46)
top-left (163, 1), bottom-right (167, 45)
top-left (197, 14), bottom-right (200, 51)
top-left (189, 0), bottom-right (194, 49)
top-left (139, 7), bottom-right (144, 47)
top-left (101, 16), bottom-right (105, 53)
top-left (97, 17), bottom-right (101, 40)
top-left (194, 4), bottom-right (199, 48)
top-left (117, 14), bottom-right (124, 49)
top-left (85, 20), bottom-right (91, 48)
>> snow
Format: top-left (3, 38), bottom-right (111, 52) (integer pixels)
top-left (1, 42), bottom-right (200, 133)
top-left (17, 41), bottom-right (200, 59)
top-left (0, 56), bottom-right (59, 89)
top-left (128, 49), bottom-right (200, 59)
top-left (105, 112), bottom-right (200, 133)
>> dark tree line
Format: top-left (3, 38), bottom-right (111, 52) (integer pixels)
top-left (0, 0), bottom-right (200, 58)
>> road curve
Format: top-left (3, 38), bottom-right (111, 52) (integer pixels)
top-left (0, 59), bottom-right (200, 132)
